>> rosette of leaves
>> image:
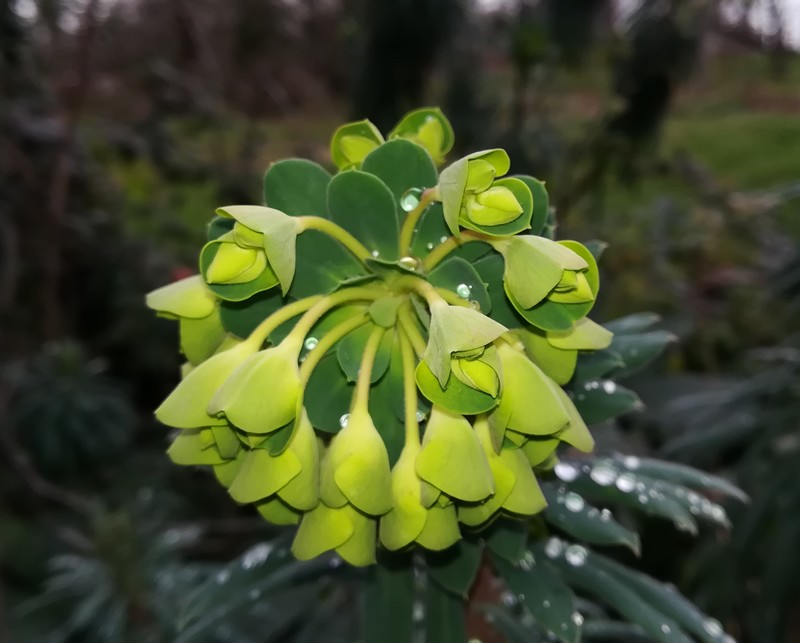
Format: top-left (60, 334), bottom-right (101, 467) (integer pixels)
top-left (149, 109), bottom-right (741, 642)
top-left (7, 341), bottom-right (135, 476)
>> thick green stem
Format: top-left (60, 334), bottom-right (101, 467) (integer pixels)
top-left (248, 295), bottom-right (323, 346)
top-left (398, 330), bottom-right (420, 448)
top-left (298, 216), bottom-right (372, 262)
top-left (422, 230), bottom-right (498, 271)
top-left (435, 287), bottom-right (471, 307)
top-left (298, 312), bottom-right (370, 385)
top-left (352, 325), bottom-right (387, 413)
top-left (397, 304), bottom-right (426, 358)
top-left (285, 287), bottom-right (383, 351)
top-left (398, 189), bottom-right (436, 256)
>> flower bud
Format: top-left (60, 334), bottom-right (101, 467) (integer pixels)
top-left (463, 187), bottom-right (523, 226)
top-left (206, 241), bottom-right (268, 285)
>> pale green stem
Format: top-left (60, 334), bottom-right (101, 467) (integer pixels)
top-left (298, 312), bottom-right (370, 386)
top-left (398, 329), bottom-right (421, 448)
top-left (397, 304), bottom-right (426, 358)
top-left (249, 295), bottom-right (323, 346)
top-left (422, 230), bottom-right (500, 271)
top-left (351, 325), bottom-right (387, 413)
top-left (285, 287), bottom-right (383, 351)
top-left (398, 189), bottom-right (436, 256)
top-left (435, 287), bottom-right (471, 307)
top-left (298, 216), bottom-right (372, 262)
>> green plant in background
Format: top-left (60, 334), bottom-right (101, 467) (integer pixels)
top-left (147, 108), bottom-right (743, 642)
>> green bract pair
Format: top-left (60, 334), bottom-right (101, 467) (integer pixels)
top-left (148, 108), bottom-right (612, 567)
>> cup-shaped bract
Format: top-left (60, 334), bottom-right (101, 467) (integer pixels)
top-left (330, 120), bottom-right (384, 169)
top-left (208, 340), bottom-right (302, 435)
top-left (146, 275), bottom-right (226, 365)
top-left (416, 406), bottom-right (494, 503)
top-left (320, 407), bottom-right (393, 516)
top-left (388, 107), bottom-right (454, 164)
top-left (423, 301), bottom-right (507, 388)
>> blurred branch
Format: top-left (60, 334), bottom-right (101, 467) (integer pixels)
top-left (0, 383), bottom-right (93, 516)
top-left (41, 0), bottom-right (99, 340)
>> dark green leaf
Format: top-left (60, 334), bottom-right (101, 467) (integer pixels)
top-left (542, 486), bottom-right (641, 554)
top-left (289, 230), bottom-right (367, 299)
top-left (484, 518), bottom-right (529, 563)
top-left (429, 257), bottom-right (492, 314)
top-left (609, 331), bottom-right (677, 379)
top-left (369, 338), bottom-right (406, 465)
top-left (572, 350), bottom-right (626, 384)
top-left (263, 159), bottom-right (332, 218)
top-left (571, 381), bottom-right (643, 424)
top-left (336, 323), bottom-right (393, 383)
top-left (476, 604), bottom-right (539, 643)
top-left (208, 216), bottom-right (234, 240)
top-left (304, 352), bottom-right (353, 433)
top-left (219, 289), bottom-right (284, 339)
top-left (424, 576), bottom-right (468, 643)
top-left (589, 553), bottom-right (729, 643)
top-left (363, 552), bottom-right (415, 643)
top-left (514, 175), bottom-right (549, 236)
top-left (537, 540), bottom-right (692, 643)
top-left (492, 553), bottom-right (580, 643)
top-left (361, 139), bottom-right (438, 215)
top-left (604, 313), bottom-right (661, 335)
top-left (426, 540), bottom-right (482, 598)
top-left (328, 170), bottom-right (400, 260)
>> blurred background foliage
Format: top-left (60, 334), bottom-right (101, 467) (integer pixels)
top-left (1, 0), bottom-right (799, 641)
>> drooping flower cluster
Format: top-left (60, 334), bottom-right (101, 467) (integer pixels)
top-left (148, 108), bottom-right (612, 566)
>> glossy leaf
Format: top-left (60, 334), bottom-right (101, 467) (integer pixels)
top-left (428, 257), bottom-right (492, 314)
top-left (426, 539), bottom-right (482, 598)
top-left (263, 159), bottom-right (332, 218)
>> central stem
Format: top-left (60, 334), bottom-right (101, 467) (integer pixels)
top-left (352, 325), bottom-right (387, 413)
top-left (398, 189), bottom-right (436, 257)
top-left (398, 329), bottom-right (420, 447)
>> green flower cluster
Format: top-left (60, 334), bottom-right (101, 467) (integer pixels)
top-left (148, 108), bottom-right (612, 566)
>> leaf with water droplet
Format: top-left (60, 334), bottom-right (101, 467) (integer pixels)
top-left (428, 256), bottom-right (492, 314)
top-left (538, 543), bottom-right (693, 643)
top-left (492, 553), bottom-right (580, 643)
top-left (571, 381), bottom-right (643, 425)
top-left (542, 484), bottom-right (641, 554)
top-left (589, 553), bottom-right (731, 643)
top-left (336, 323), bottom-right (393, 383)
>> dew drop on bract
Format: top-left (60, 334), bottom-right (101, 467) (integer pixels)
top-left (456, 283), bottom-right (471, 298)
top-left (400, 188), bottom-right (423, 212)
top-left (339, 413), bottom-right (350, 428)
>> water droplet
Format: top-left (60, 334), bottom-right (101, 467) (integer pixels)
top-left (542, 600), bottom-right (551, 608)
top-left (544, 537), bottom-right (564, 559)
top-left (412, 602), bottom-right (424, 623)
top-left (339, 413), bottom-right (350, 428)
top-left (616, 472), bottom-right (636, 493)
top-left (710, 504), bottom-right (727, 522)
top-left (416, 410), bottom-right (426, 423)
top-left (703, 618), bottom-right (724, 636)
top-left (519, 551), bottom-right (535, 571)
top-left (602, 380), bottom-right (617, 394)
top-left (468, 300), bottom-right (480, 310)
top-left (456, 283), bottom-right (471, 298)
top-left (329, 556), bottom-right (343, 568)
top-left (241, 543), bottom-right (273, 569)
top-left (590, 461), bottom-right (618, 486)
top-left (371, 249), bottom-right (380, 258)
top-left (623, 455), bottom-right (641, 469)
top-left (600, 508), bottom-right (612, 522)
top-left (440, 235), bottom-right (449, 243)
top-left (565, 544), bottom-right (588, 567)
top-left (501, 592), bottom-right (517, 607)
top-left (304, 337), bottom-right (319, 351)
top-left (661, 624), bottom-right (671, 634)
top-left (399, 256), bottom-right (420, 271)
top-left (427, 242), bottom-right (434, 250)
top-left (215, 569), bottom-right (231, 584)
top-left (248, 588), bottom-right (261, 600)
top-left (638, 493), bottom-right (649, 503)
top-left (572, 612), bottom-right (584, 626)
top-left (400, 187), bottom-right (423, 212)
top-left (554, 462), bottom-right (579, 482)
top-left (564, 492), bottom-right (585, 512)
